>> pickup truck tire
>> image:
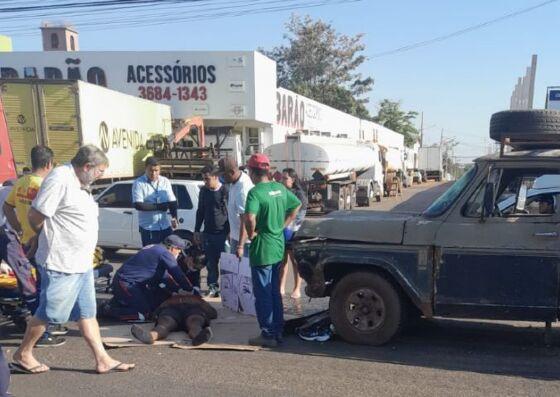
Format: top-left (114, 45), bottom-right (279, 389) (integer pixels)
top-left (490, 110), bottom-right (560, 145)
top-left (330, 272), bottom-right (404, 346)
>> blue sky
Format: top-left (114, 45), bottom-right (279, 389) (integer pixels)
top-left (5, 0), bottom-right (559, 161)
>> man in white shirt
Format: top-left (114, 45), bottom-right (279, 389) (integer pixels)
top-left (132, 156), bottom-right (178, 246)
top-left (218, 158), bottom-right (254, 258)
top-left (11, 145), bottom-right (135, 375)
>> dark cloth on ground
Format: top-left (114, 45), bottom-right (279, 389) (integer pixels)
top-left (195, 185), bottom-right (229, 235)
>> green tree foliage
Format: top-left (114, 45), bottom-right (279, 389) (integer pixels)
top-left (264, 14), bottom-right (374, 118)
top-left (373, 99), bottom-right (419, 147)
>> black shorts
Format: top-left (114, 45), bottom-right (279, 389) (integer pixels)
top-left (157, 306), bottom-right (210, 331)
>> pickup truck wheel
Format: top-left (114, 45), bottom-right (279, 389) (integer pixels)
top-left (330, 272), bottom-right (403, 345)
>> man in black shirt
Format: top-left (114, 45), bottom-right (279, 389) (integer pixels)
top-left (194, 165), bottom-right (229, 297)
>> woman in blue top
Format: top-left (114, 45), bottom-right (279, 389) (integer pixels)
top-left (279, 168), bottom-right (307, 299)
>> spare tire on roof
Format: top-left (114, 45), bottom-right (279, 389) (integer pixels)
top-left (490, 110), bottom-right (560, 149)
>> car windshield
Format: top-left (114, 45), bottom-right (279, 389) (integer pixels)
top-left (423, 165), bottom-right (477, 217)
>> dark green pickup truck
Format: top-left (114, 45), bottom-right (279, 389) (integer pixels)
top-left (292, 110), bottom-right (560, 345)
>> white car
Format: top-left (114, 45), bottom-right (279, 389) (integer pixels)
top-left (96, 179), bottom-right (202, 251)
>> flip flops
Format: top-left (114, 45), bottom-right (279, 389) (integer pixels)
top-left (96, 362), bottom-right (135, 375)
top-left (9, 361), bottom-right (49, 375)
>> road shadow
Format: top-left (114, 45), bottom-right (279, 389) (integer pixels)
top-left (391, 182), bottom-right (453, 213)
top-left (277, 317), bottom-right (560, 381)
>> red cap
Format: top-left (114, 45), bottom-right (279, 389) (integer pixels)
top-left (247, 153), bottom-right (270, 170)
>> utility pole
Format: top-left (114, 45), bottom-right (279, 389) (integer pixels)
top-left (419, 112), bottom-right (424, 147)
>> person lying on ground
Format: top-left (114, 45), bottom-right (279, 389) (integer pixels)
top-left (131, 293), bottom-right (217, 346)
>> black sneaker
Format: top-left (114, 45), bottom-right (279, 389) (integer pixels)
top-left (35, 334), bottom-right (66, 348)
top-left (205, 285), bottom-right (220, 298)
top-left (297, 325), bottom-right (332, 342)
top-left (48, 324), bottom-right (69, 336)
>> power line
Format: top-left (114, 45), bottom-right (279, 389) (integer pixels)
top-left (2, 0), bottom-right (361, 36)
top-left (371, 0), bottom-right (558, 59)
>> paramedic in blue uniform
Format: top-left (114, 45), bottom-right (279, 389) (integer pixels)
top-left (109, 235), bottom-right (197, 321)
top-left (132, 156), bottom-right (178, 246)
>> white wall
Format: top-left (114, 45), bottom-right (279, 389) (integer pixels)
top-left (0, 51), bottom-right (276, 124)
top-left (273, 87), bottom-right (362, 142)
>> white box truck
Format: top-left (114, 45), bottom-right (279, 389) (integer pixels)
top-left (0, 79), bottom-right (172, 179)
top-left (418, 146), bottom-right (443, 181)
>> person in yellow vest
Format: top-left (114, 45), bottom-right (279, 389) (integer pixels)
top-left (1, 145), bottom-right (66, 347)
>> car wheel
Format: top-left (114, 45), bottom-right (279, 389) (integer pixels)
top-left (330, 271), bottom-right (404, 345)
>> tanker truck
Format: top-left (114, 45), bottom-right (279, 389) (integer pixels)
top-left (264, 135), bottom-right (379, 213)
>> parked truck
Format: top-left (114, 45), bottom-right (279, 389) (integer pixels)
top-left (0, 96), bottom-right (17, 183)
top-left (292, 109), bottom-right (560, 346)
top-left (418, 146), bottom-right (443, 181)
top-left (0, 79), bottom-right (172, 179)
top-left (265, 135), bottom-right (378, 212)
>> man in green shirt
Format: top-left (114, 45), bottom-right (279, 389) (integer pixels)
top-left (244, 153), bottom-right (301, 348)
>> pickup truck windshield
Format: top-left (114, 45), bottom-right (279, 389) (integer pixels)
top-left (423, 165), bottom-right (477, 218)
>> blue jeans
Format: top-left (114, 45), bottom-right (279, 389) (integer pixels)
top-left (251, 262), bottom-right (283, 339)
top-left (35, 268), bottom-right (96, 324)
top-left (140, 227), bottom-right (173, 247)
top-left (203, 233), bottom-right (227, 287)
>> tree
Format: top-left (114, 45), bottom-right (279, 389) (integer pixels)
top-left (264, 14), bottom-right (373, 117)
top-left (373, 99), bottom-right (419, 147)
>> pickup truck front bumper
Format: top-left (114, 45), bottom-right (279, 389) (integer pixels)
top-left (292, 240), bottom-right (329, 298)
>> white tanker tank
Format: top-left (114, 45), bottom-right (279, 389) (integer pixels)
top-left (265, 136), bottom-right (376, 181)
top-left (264, 136), bottom-right (378, 212)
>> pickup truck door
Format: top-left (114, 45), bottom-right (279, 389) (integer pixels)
top-left (97, 183), bottom-right (135, 248)
top-left (433, 166), bottom-right (560, 321)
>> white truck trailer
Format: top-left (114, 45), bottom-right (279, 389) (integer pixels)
top-left (0, 79), bottom-right (172, 178)
top-left (265, 135), bottom-right (378, 212)
top-left (418, 146), bottom-right (443, 181)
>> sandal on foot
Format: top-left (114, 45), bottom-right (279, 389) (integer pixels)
top-left (97, 362), bottom-right (135, 375)
top-left (10, 361), bottom-right (49, 374)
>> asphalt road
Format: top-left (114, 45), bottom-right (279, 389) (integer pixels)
top-left (5, 180), bottom-right (560, 397)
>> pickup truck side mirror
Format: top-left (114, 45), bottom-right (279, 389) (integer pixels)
top-left (481, 182), bottom-right (495, 221)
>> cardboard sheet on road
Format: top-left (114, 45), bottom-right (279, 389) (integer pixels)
top-left (101, 301), bottom-right (260, 351)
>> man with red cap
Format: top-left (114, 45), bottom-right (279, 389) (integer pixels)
top-left (244, 153), bottom-right (301, 347)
